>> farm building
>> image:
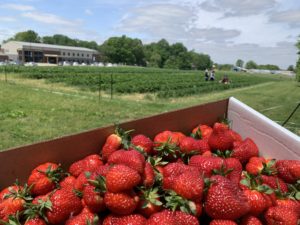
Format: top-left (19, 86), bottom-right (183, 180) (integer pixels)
top-left (0, 41), bottom-right (99, 64)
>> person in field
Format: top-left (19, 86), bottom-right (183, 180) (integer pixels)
top-left (209, 70), bottom-right (215, 81)
top-left (204, 69), bottom-right (209, 81)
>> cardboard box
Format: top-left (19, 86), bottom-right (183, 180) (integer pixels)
top-left (0, 97), bottom-right (299, 188)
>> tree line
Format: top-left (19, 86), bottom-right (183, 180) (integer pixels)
top-left (2, 30), bottom-right (213, 70)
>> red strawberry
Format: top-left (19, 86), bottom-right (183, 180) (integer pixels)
top-left (94, 164), bottom-right (111, 177)
top-left (82, 184), bottom-right (106, 213)
top-left (231, 138), bottom-right (259, 164)
top-left (192, 124), bottom-right (213, 140)
top-left (59, 176), bottom-right (76, 189)
top-left (106, 164), bottom-right (141, 193)
top-left (153, 131), bottom-right (180, 159)
top-left (210, 220), bottom-right (238, 225)
top-left (189, 155), bottom-right (224, 177)
top-left (46, 187), bottom-right (83, 224)
top-left (246, 157), bottom-right (276, 176)
top-left (208, 123), bottom-right (234, 151)
top-left (74, 171), bottom-right (93, 191)
top-left (27, 162), bottom-right (63, 196)
top-left (137, 187), bottom-right (162, 218)
top-left (240, 215), bottom-right (263, 225)
top-left (275, 160), bottom-right (300, 183)
top-left (265, 206), bottom-right (299, 225)
top-left (275, 198), bottom-right (300, 214)
top-left (104, 191), bottom-right (139, 215)
top-left (69, 154), bottom-right (103, 177)
top-left (103, 214), bottom-right (147, 225)
top-left (243, 189), bottom-right (273, 216)
top-left (175, 210), bottom-right (199, 225)
top-left (172, 132), bottom-right (186, 144)
top-left (25, 217), bottom-right (47, 225)
top-left (224, 158), bottom-right (242, 185)
top-left (107, 149), bottom-right (145, 174)
top-left (0, 186), bottom-right (22, 202)
top-left (65, 207), bottom-right (99, 225)
top-left (101, 133), bottom-right (122, 162)
top-left (131, 134), bottom-right (153, 155)
top-left (143, 162), bottom-right (155, 188)
top-left (261, 175), bottom-right (288, 193)
top-left (204, 175), bottom-right (250, 220)
top-left (179, 137), bottom-right (210, 155)
top-left (172, 170), bottom-right (204, 202)
top-left (227, 129), bottom-right (243, 142)
top-left (146, 210), bottom-right (176, 225)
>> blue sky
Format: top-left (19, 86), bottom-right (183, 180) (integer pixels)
top-left (0, 0), bottom-right (300, 68)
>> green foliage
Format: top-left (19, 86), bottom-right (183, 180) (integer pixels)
top-left (245, 60), bottom-right (258, 69)
top-left (4, 30), bottom-right (41, 43)
top-left (287, 65), bottom-right (295, 71)
top-left (257, 64), bottom-right (280, 70)
top-left (217, 64), bottom-right (233, 71)
top-left (235, 59), bottom-right (244, 68)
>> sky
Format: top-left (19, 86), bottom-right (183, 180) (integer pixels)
top-left (0, 0), bottom-right (300, 68)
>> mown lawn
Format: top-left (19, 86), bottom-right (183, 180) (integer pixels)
top-left (0, 71), bottom-right (299, 151)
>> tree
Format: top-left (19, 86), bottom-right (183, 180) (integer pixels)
top-left (245, 60), bottom-right (258, 69)
top-left (4, 30), bottom-right (40, 43)
top-left (235, 59), bottom-right (244, 68)
top-left (189, 51), bottom-right (213, 70)
top-left (287, 65), bottom-right (294, 71)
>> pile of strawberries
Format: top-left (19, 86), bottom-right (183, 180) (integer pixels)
top-left (0, 122), bottom-right (300, 225)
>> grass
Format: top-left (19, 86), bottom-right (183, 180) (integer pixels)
top-left (0, 70), bottom-right (299, 151)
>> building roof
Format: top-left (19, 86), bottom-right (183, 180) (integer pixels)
top-left (6, 41), bottom-right (98, 53)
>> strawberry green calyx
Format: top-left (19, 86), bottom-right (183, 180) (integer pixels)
top-left (190, 128), bottom-right (202, 140)
top-left (114, 126), bottom-right (134, 150)
top-left (261, 159), bottom-right (277, 176)
top-left (154, 137), bottom-right (179, 158)
top-left (213, 149), bottom-right (233, 158)
top-left (23, 199), bottom-right (52, 223)
top-left (88, 175), bottom-right (107, 194)
top-left (240, 172), bottom-right (273, 195)
top-left (139, 187), bottom-right (162, 208)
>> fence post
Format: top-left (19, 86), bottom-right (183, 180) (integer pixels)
top-left (110, 73), bottom-right (113, 100)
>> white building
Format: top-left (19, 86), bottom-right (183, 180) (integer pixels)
top-left (1, 41), bottom-right (99, 64)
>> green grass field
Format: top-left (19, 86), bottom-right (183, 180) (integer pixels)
top-left (0, 67), bottom-right (299, 151)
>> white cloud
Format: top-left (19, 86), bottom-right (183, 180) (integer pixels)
top-left (0, 17), bottom-right (17, 22)
top-left (21, 12), bottom-right (78, 26)
top-left (85, 9), bottom-right (93, 15)
top-left (0, 3), bottom-right (35, 11)
top-left (270, 10), bottom-right (300, 28)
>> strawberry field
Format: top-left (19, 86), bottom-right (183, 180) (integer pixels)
top-left (2, 66), bottom-right (279, 98)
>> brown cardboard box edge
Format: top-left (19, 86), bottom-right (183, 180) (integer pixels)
top-left (0, 99), bottom-right (228, 188)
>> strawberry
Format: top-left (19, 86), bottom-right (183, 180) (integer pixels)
top-left (69, 154), bottom-right (103, 177)
top-left (59, 176), bottom-right (76, 189)
top-left (94, 164), bottom-right (111, 177)
top-left (208, 123), bottom-right (234, 151)
top-left (192, 124), bottom-right (213, 140)
top-left (65, 207), bottom-right (99, 225)
top-left (104, 191), bottom-right (139, 215)
top-left (231, 138), bottom-right (259, 164)
top-left (131, 134), bottom-right (153, 155)
top-left (172, 170), bottom-right (204, 202)
top-left (106, 164), bottom-right (141, 193)
top-left (265, 206), bottom-right (299, 225)
top-left (27, 162), bottom-right (64, 196)
top-left (189, 155), bottom-right (224, 177)
top-left (179, 137), bottom-right (210, 155)
top-left (137, 187), bottom-right (162, 218)
top-left (227, 129), bottom-right (243, 142)
top-left (74, 171), bottom-right (93, 191)
top-left (172, 132), bottom-right (186, 144)
top-left (246, 157), bottom-right (276, 176)
top-left (0, 186), bottom-right (22, 202)
top-left (101, 128), bottom-right (132, 162)
top-left (146, 210), bottom-right (177, 225)
top-left (275, 198), bottom-right (300, 214)
top-left (224, 158), bottom-right (242, 185)
top-left (142, 162), bottom-right (155, 188)
top-left (243, 189), bottom-right (273, 216)
top-left (24, 217), bottom-right (47, 225)
top-left (103, 214), bottom-right (147, 225)
top-left (107, 149), bottom-right (145, 174)
top-left (82, 184), bottom-right (106, 213)
top-left (204, 175), bottom-right (250, 220)
top-left (175, 210), bottom-right (199, 225)
top-left (210, 220), bottom-right (238, 225)
top-left (261, 175), bottom-right (288, 193)
top-left (46, 187), bottom-right (83, 224)
top-left (240, 215), bottom-right (263, 225)
top-left (153, 131), bottom-right (180, 159)
top-left (275, 160), bottom-right (300, 183)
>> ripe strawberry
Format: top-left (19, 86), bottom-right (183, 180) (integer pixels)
top-left (204, 175), bottom-right (250, 220)
top-left (101, 134), bottom-right (122, 162)
top-left (46, 187), bottom-right (83, 224)
top-left (82, 184), bottom-right (106, 213)
top-left (137, 187), bottom-right (162, 218)
top-left (0, 186), bottom-right (22, 202)
top-left (172, 132), bottom-right (186, 144)
top-left (265, 206), bottom-right (299, 225)
top-left (172, 170), bottom-right (204, 202)
top-left (106, 164), bottom-right (141, 193)
top-left (143, 162), bottom-right (155, 188)
top-left (103, 214), bottom-right (147, 225)
top-left (189, 155), bottom-right (224, 177)
top-left (59, 176), bottom-right (76, 189)
top-left (261, 175), bottom-right (288, 193)
top-left (224, 158), bottom-right (242, 185)
top-left (65, 207), bottom-right (99, 225)
top-left (69, 154), bottom-right (103, 177)
top-left (243, 189), bottom-right (273, 216)
top-left (275, 160), bottom-right (300, 183)
top-left (146, 210), bottom-right (177, 225)
top-left (192, 124), bottom-right (213, 140)
top-left (208, 123), bottom-right (234, 151)
top-left (179, 137), bottom-right (210, 155)
top-left (175, 210), bottom-right (199, 225)
top-left (246, 157), bottom-right (276, 176)
top-left (94, 164), bottom-right (111, 177)
top-left (231, 138), bottom-right (259, 164)
top-left (74, 171), bottom-right (93, 191)
top-left (131, 134), bottom-right (153, 155)
top-left (227, 129), bottom-right (243, 142)
top-left (25, 217), bottom-right (47, 225)
top-left (240, 215), bottom-right (263, 225)
top-left (275, 198), bottom-right (300, 214)
top-left (27, 162), bottom-right (64, 196)
top-left (153, 131), bottom-right (180, 159)
top-left (104, 191), bottom-right (139, 215)
top-left (107, 149), bottom-right (145, 174)
top-left (210, 220), bottom-right (237, 225)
